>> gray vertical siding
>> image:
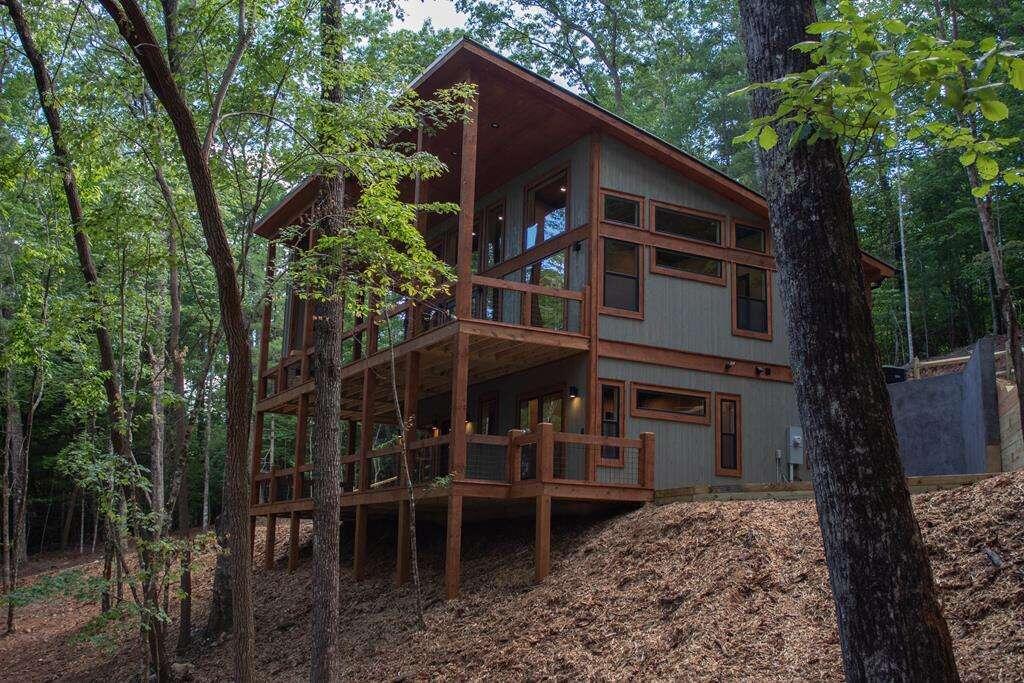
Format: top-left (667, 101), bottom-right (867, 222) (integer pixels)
top-left (598, 136), bottom-right (791, 365)
top-left (598, 358), bottom-right (801, 489)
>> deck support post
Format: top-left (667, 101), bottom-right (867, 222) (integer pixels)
top-left (535, 493), bottom-right (551, 583)
top-left (450, 333), bottom-right (469, 479)
top-left (263, 514), bottom-right (277, 570)
top-left (359, 368), bottom-right (375, 490)
top-left (353, 504), bottom-right (367, 580)
top-left (396, 499), bottom-right (410, 586)
top-left (444, 493), bottom-right (463, 599)
top-left (586, 134), bottom-right (602, 476)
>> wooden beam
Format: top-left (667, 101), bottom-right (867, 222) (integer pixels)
top-left (450, 332), bottom-right (469, 479)
top-left (359, 368), bottom-right (375, 490)
top-left (396, 499), bottom-right (410, 586)
top-left (263, 514), bottom-right (277, 570)
top-left (444, 493), bottom-right (463, 599)
top-left (535, 493), bottom-right (551, 583)
top-left (598, 339), bottom-right (793, 383)
top-left (455, 71), bottom-right (479, 320)
top-left (353, 504), bottom-right (367, 581)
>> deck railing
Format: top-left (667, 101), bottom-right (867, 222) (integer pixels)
top-left (470, 276), bottom-right (586, 334)
top-left (251, 424), bottom-right (654, 506)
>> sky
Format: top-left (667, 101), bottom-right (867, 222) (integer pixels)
top-left (396, 0), bottom-right (467, 30)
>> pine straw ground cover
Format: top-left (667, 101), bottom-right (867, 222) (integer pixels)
top-left (2, 471), bottom-right (1022, 681)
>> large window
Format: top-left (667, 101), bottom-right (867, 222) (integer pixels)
top-left (524, 170), bottom-right (569, 250)
top-left (602, 239), bottom-right (640, 314)
top-left (652, 247), bottom-right (724, 285)
top-left (602, 192), bottom-right (641, 227)
top-left (653, 203), bottom-right (722, 244)
top-left (734, 265), bottom-right (771, 338)
top-left (483, 202), bottom-right (505, 269)
top-left (523, 250), bottom-right (568, 329)
top-left (735, 223), bottom-right (768, 253)
top-left (716, 394), bottom-right (741, 477)
top-left (478, 393), bottom-right (499, 436)
top-left (631, 383), bottom-right (711, 424)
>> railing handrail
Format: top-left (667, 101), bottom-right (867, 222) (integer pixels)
top-left (466, 433), bottom-right (509, 446)
top-left (551, 432), bottom-right (642, 449)
top-left (471, 274), bottom-right (585, 301)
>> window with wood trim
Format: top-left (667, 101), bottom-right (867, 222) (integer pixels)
top-left (653, 203), bottom-right (722, 244)
top-left (734, 265), bottom-right (771, 338)
top-left (631, 383), bottom-right (711, 424)
top-left (735, 222), bottom-right (768, 253)
top-left (524, 169), bottom-right (569, 250)
top-left (652, 247), bottom-right (724, 285)
top-left (522, 249), bottom-right (568, 329)
top-left (478, 393), bottom-right (499, 436)
top-left (603, 239), bottom-right (640, 312)
top-left (600, 380), bottom-right (625, 465)
top-left (482, 202), bottom-right (505, 269)
top-left (602, 191), bottom-right (641, 227)
top-left (716, 394), bottom-right (742, 477)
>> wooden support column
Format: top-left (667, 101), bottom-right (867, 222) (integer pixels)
top-left (450, 333), bottom-right (469, 479)
top-left (353, 504), bottom-right (367, 581)
top-left (249, 410), bottom-right (265, 505)
top-left (586, 134), bottom-right (602, 476)
top-left (359, 368), bottom-right (375, 490)
top-left (535, 493), bottom-right (551, 583)
top-left (455, 70), bottom-right (479, 320)
top-left (507, 429), bottom-right (525, 483)
top-left (395, 500), bottom-right (410, 587)
top-left (258, 242), bottom-right (276, 399)
top-left (264, 514), bottom-right (277, 570)
top-left (444, 493), bottom-right (463, 599)
top-left (345, 419), bottom-right (356, 491)
top-left (537, 422), bottom-right (554, 483)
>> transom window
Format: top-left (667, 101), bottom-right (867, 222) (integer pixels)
top-left (631, 384), bottom-right (711, 424)
top-left (524, 170), bottom-right (568, 250)
top-left (603, 239), bottom-right (640, 313)
top-left (603, 193), bottom-right (641, 227)
top-left (653, 247), bottom-right (723, 284)
top-left (653, 204), bottom-right (721, 244)
top-left (735, 223), bottom-right (767, 253)
top-left (735, 265), bottom-right (770, 336)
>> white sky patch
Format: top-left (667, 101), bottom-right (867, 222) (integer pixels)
top-left (396, 0), bottom-right (467, 30)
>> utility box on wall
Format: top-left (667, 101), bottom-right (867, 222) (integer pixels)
top-left (787, 426), bottom-right (804, 466)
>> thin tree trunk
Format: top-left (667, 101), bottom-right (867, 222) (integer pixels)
top-left (60, 487), bottom-right (80, 552)
top-left (97, 4), bottom-right (255, 677)
top-left (202, 391), bottom-right (212, 530)
top-left (737, 0), bottom-right (959, 679)
top-left (310, 2), bottom-right (345, 677)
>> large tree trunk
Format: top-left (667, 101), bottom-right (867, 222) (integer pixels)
top-left (736, 0), bottom-right (959, 680)
top-left (97, 3), bottom-right (255, 678)
top-left (309, 1), bottom-right (345, 678)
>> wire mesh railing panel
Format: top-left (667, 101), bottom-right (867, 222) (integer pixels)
top-left (257, 480), bottom-right (270, 504)
top-left (409, 444), bottom-right (450, 486)
top-left (274, 474), bottom-right (293, 502)
top-left (369, 453), bottom-right (400, 489)
top-left (519, 443), bottom-right (537, 480)
top-left (552, 442), bottom-right (587, 481)
top-left (465, 442), bottom-right (508, 482)
top-left (597, 446), bottom-right (641, 485)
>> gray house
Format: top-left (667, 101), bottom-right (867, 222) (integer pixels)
top-left (248, 38), bottom-right (923, 595)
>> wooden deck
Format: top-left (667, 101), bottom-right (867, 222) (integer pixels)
top-left (250, 423), bottom-right (655, 597)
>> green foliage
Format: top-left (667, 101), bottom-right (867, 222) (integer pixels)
top-left (732, 0), bottom-right (1024, 192)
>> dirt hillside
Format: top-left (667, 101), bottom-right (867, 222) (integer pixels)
top-left (2, 471), bottom-right (1022, 681)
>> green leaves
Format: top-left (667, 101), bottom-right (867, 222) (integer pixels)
top-left (975, 155), bottom-right (999, 180)
top-left (758, 125), bottom-right (779, 149)
top-left (979, 99), bottom-right (1009, 121)
top-left (1011, 59), bottom-right (1024, 90)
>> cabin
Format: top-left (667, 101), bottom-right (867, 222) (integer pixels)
top-left (248, 38), bottom-right (894, 597)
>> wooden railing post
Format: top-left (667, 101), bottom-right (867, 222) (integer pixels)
top-left (507, 429), bottom-right (524, 483)
top-left (640, 432), bottom-right (656, 488)
top-left (538, 422), bottom-right (554, 483)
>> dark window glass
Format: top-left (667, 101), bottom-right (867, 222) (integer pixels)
top-left (654, 248), bottom-right (722, 279)
top-left (603, 239), bottom-right (639, 311)
top-left (524, 171), bottom-right (568, 249)
top-left (654, 206), bottom-right (721, 244)
top-left (601, 384), bottom-right (621, 460)
top-left (479, 396), bottom-right (499, 436)
top-left (604, 194), bottom-right (640, 226)
top-left (735, 224), bottom-right (767, 253)
top-left (484, 203), bottom-right (505, 269)
top-left (471, 216), bottom-right (480, 272)
top-left (523, 251), bottom-right (568, 329)
top-left (636, 388), bottom-right (707, 417)
top-left (719, 399), bottom-right (738, 471)
top-left (736, 265), bottom-right (769, 333)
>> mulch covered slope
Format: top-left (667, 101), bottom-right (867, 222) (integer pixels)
top-left (3, 471), bottom-right (1022, 681)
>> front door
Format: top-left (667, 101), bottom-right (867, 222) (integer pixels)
top-left (518, 389), bottom-right (565, 478)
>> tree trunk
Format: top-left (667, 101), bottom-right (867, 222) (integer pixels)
top-left (97, 3), bottom-right (255, 678)
top-left (60, 487), bottom-right (81, 552)
top-left (4, 387), bottom-right (25, 568)
top-left (310, 2), bottom-right (345, 678)
top-left (202, 392), bottom-right (212, 530)
top-left (737, 0), bottom-right (959, 680)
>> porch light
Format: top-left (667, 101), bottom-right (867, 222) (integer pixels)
top-left (559, 186), bottom-right (567, 192)
top-left (490, 122), bottom-right (500, 128)
top-left (568, 385), bottom-right (579, 398)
